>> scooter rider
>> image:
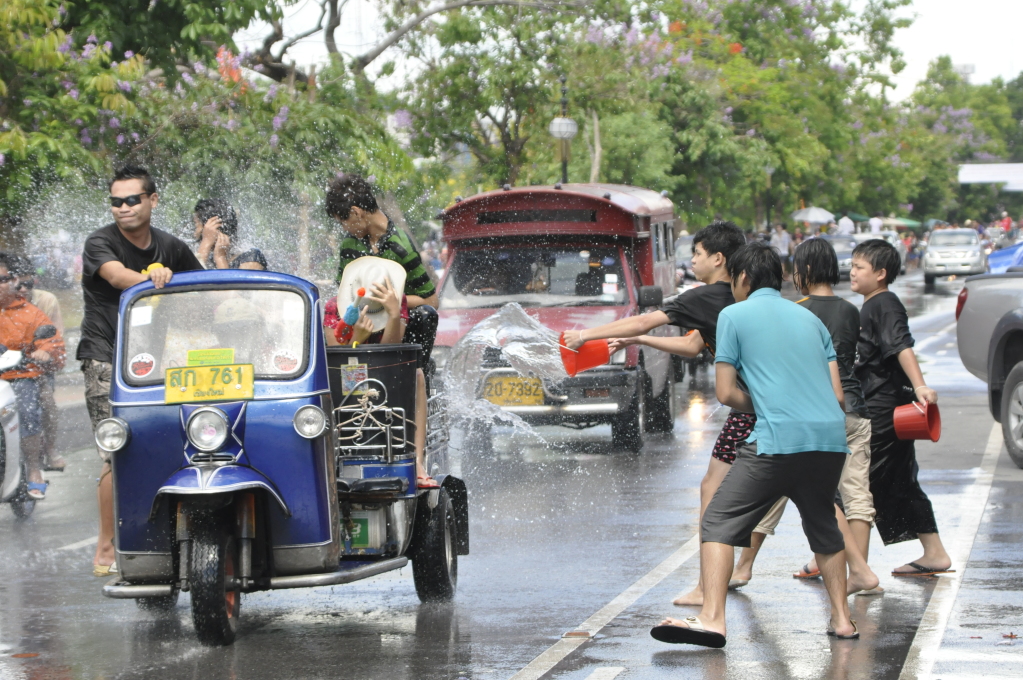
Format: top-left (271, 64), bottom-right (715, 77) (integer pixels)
top-left (0, 253), bottom-right (66, 500)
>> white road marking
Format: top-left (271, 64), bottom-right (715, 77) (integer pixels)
top-left (57, 535), bottom-right (98, 551)
top-left (899, 422), bottom-right (1002, 680)
top-left (508, 535), bottom-right (700, 680)
top-left (914, 321), bottom-right (959, 352)
top-left (583, 668), bottom-right (625, 680)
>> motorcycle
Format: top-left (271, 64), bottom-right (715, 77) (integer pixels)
top-left (98, 270), bottom-right (467, 645)
top-left (0, 324), bottom-right (58, 519)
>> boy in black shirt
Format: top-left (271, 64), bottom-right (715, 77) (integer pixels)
top-left (79, 165), bottom-right (203, 576)
top-left (562, 221), bottom-right (750, 606)
top-left (850, 239), bottom-right (952, 576)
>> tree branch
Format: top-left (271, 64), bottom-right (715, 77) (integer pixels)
top-left (325, 0), bottom-right (349, 55)
top-left (274, 0), bottom-right (329, 62)
top-left (353, 0), bottom-right (583, 72)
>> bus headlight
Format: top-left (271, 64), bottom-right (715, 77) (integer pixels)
top-left (293, 405), bottom-right (327, 438)
top-left (186, 408), bottom-right (229, 452)
top-left (95, 418), bottom-right (131, 453)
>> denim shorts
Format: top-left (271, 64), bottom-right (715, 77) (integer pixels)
top-left (9, 377), bottom-right (43, 437)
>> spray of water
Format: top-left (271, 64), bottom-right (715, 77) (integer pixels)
top-left (441, 302), bottom-right (568, 440)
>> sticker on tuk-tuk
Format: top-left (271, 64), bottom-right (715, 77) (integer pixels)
top-left (186, 348), bottom-right (236, 366)
top-left (273, 351), bottom-right (298, 373)
top-left (340, 363), bottom-right (369, 396)
top-left (165, 364), bottom-right (254, 404)
top-left (130, 306), bottom-right (153, 327)
top-left (128, 353), bottom-right (155, 378)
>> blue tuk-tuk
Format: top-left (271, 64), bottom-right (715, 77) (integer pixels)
top-left (98, 270), bottom-right (467, 645)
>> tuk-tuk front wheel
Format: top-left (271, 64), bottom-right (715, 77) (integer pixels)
top-left (412, 488), bottom-right (458, 602)
top-left (189, 519), bottom-right (240, 645)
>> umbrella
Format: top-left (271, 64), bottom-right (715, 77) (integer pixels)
top-left (791, 207), bottom-right (835, 224)
top-left (880, 216), bottom-right (921, 229)
top-left (846, 212), bottom-right (871, 222)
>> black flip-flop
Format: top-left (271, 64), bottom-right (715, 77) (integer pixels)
top-left (793, 563), bottom-right (821, 579)
top-left (826, 620), bottom-right (859, 640)
top-left (651, 618), bottom-right (726, 648)
top-left (892, 562), bottom-right (956, 577)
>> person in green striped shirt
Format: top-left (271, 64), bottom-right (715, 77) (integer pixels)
top-left (326, 173), bottom-right (440, 487)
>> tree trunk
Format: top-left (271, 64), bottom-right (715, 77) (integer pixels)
top-left (589, 109), bottom-right (601, 183)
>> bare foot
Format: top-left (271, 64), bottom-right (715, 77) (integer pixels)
top-left (660, 616), bottom-right (726, 637)
top-left (846, 569), bottom-right (880, 595)
top-left (828, 618), bottom-right (857, 638)
top-left (732, 563), bottom-right (753, 582)
top-left (672, 586), bottom-right (704, 607)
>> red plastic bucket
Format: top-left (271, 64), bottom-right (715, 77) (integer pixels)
top-left (893, 401), bottom-right (941, 442)
top-left (559, 333), bottom-right (610, 377)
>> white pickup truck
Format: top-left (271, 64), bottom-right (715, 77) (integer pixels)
top-left (957, 272), bottom-right (1023, 467)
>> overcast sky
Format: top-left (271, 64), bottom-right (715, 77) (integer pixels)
top-left (237, 0), bottom-right (1023, 101)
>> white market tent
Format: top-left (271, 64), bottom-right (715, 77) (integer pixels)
top-left (791, 206), bottom-right (835, 224)
top-left (958, 164), bottom-right (1023, 192)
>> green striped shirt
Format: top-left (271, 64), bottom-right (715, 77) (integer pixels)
top-left (336, 219), bottom-right (436, 299)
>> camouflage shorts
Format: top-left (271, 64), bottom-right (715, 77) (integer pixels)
top-left (82, 359), bottom-right (113, 462)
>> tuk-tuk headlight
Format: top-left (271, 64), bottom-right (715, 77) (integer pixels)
top-left (95, 418), bottom-right (130, 453)
top-left (186, 408), bottom-right (229, 452)
top-left (293, 405), bottom-right (327, 439)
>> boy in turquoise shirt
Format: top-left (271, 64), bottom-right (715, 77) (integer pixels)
top-left (652, 242), bottom-right (856, 648)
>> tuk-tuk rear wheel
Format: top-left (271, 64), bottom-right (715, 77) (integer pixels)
top-left (189, 520), bottom-right (240, 645)
top-left (412, 489), bottom-right (457, 602)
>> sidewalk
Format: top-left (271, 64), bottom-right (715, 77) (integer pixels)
top-left (54, 370), bottom-right (85, 409)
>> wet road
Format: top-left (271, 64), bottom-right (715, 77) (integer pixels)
top-left (2, 271), bottom-right (1022, 679)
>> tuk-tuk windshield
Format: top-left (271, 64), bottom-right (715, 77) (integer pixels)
top-left (123, 288), bottom-right (308, 385)
top-left (439, 246), bottom-right (628, 309)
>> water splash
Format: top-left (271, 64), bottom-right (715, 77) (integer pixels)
top-left (442, 303), bottom-right (568, 440)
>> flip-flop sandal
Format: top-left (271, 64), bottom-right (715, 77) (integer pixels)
top-left (892, 562), bottom-right (956, 577)
top-left (827, 620), bottom-right (860, 640)
top-left (651, 617), bottom-right (726, 648)
top-left (26, 482), bottom-right (47, 500)
top-left (93, 563), bottom-right (118, 577)
top-left (793, 563), bottom-right (821, 579)
top-left (856, 586), bottom-right (885, 596)
top-left (728, 579), bottom-right (749, 590)
top-left (417, 476), bottom-right (440, 489)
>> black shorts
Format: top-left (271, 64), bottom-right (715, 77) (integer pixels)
top-left (711, 411), bottom-right (757, 464)
top-left (701, 441), bottom-right (846, 554)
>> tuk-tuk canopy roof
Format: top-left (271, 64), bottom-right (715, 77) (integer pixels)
top-left (440, 183), bottom-right (675, 242)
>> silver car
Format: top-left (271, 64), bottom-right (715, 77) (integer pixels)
top-left (922, 229), bottom-right (987, 284)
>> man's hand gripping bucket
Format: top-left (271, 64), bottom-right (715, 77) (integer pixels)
top-left (894, 401), bottom-right (941, 442)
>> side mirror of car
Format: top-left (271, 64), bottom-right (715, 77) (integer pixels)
top-left (638, 285), bottom-right (664, 308)
top-left (33, 325), bottom-right (57, 341)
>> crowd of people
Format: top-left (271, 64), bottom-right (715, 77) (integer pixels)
top-left (565, 221), bottom-right (948, 647)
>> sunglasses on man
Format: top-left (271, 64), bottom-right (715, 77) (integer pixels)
top-left (0, 274), bottom-right (15, 284)
top-left (109, 192), bottom-right (152, 208)
top-left (16, 279), bottom-right (34, 291)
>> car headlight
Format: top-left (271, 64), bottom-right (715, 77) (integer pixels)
top-left (95, 417), bottom-right (131, 453)
top-left (432, 346), bottom-right (450, 372)
top-left (186, 408), bottom-right (229, 452)
top-left (293, 405), bottom-right (327, 438)
top-left (610, 349), bottom-right (627, 364)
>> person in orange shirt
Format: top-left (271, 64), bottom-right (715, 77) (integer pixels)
top-left (0, 254), bottom-right (66, 499)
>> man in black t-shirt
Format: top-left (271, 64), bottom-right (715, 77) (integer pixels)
top-left (563, 221), bottom-right (751, 607)
top-left (79, 165), bottom-right (202, 577)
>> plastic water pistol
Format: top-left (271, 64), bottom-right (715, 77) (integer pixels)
top-left (342, 287), bottom-right (368, 325)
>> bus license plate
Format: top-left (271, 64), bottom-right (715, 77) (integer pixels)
top-left (483, 377), bottom-right (544, 406)
top-left (165, 364), bottom-right (255, 404)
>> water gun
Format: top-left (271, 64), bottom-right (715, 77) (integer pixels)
top-left (342, 287), bottom-right (367, 325)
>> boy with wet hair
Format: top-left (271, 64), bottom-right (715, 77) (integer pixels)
top-left (849, 239), bottom-right (952, 577)
top-left (563, 220), bottom-right (754, 607)
top-left (652, 242), bottom-right (854, 647)
top-left (731, 237), bottom-right (880, 595)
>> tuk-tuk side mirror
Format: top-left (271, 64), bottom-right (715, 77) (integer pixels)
top-left (638, 285), bottom-right (663, 308)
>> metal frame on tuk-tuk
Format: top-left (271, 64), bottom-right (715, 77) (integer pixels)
top-left (99, 269), bottom-right (467, 646)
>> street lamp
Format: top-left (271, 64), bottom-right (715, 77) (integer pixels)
top-left (549, 75), bottom-right (577, 184)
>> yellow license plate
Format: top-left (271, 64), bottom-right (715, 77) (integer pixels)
top-left (483, 377), bottom-right (544, 406)
top-left (165, 364), bottom-right (254, 404)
